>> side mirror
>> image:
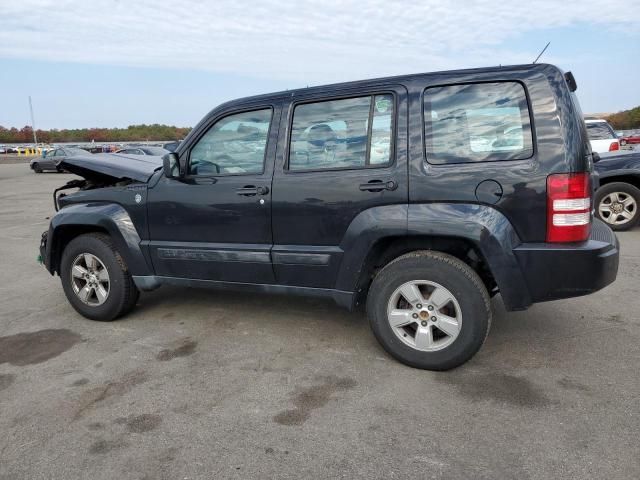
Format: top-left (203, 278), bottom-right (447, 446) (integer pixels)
top-left (162, 152), bottom-right (183, 178)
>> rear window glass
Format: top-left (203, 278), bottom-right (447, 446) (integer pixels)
top-left (424, 82), bottom-right (533, 164)
top-left (586, 122), bottom-right (615, 140)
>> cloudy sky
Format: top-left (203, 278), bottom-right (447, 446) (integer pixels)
top-left (1, 0), bottom-right (638, 129)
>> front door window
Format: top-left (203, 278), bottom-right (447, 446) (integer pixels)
top-left (189, 109), bottom-right (272, 176)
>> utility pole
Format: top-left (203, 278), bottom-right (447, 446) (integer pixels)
top-left (28, 96), bottom-right (38, 145)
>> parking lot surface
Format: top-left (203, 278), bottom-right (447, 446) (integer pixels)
top-left (0, 163), bottom-right (639, 479)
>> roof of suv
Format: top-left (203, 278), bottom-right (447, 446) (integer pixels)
top-left (214, 63), bottom-right (558, 110)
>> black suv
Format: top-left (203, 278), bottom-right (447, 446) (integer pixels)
top-left (39, 64), bottom-right (619, 370)
top-left (593, 150), bottom-right (640, 230)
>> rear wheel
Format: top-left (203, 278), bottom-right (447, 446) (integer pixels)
top-left (366, 251), bottom-right (491, 370)
top-left (32, 162), bottom-right (42, 173)
top-left (595, 182), bottom-right (640, 231)
top-left (60, 233), bottom-right (139, 321)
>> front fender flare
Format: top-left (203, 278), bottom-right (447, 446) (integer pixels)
top-left (45, 202), bottom-right (152, 277)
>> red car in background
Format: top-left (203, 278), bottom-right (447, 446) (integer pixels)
top-left (620, 132), bottom-right (640, 146)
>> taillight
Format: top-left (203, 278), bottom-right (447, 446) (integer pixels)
top-left (609, 142), bottom-right (619, 151)
top-left (546, 173), bottom-right (591, 243)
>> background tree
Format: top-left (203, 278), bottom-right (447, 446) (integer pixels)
top-left (0, 125), bottom-right (191, 143)
top-left (606, 106), bottom-right (640, 130)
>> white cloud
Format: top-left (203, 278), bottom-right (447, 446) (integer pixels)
top-left (1, 0), bottom-right (638, 84)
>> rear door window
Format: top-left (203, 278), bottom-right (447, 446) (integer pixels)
top-left (288, 94), bottom-right (394, 171)
top-left (424, 82), bottom-right (533, 164)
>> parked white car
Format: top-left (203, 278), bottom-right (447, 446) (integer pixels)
top-left (585, 119), bottom-right (620, 153)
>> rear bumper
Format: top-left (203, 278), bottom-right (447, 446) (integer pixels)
top-left (513, 219), bottom-right (619, 304)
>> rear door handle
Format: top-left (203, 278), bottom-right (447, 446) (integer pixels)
top-left (236, 185), bottom-right (270, 196)
top-left (359, 180), bottom-right (398, 192)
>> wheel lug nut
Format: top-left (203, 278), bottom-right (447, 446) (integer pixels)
top-left (421, 321), bottom-right (428, 327)
top-left (416, 304), bottom-right (422, 309)
top-left (427, 305), bottom-right (434, 311)
top-left (412, 313), bottom-right (419, 319)
top-left (431, 316), bottom-right (437, 322)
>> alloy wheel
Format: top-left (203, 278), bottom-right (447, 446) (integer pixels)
top-left (599, 192), bottom-right (637, 226)
top-left (386, 280), bottom-right (462, 352)
top-left (70, 253), bottom-right (110, 306)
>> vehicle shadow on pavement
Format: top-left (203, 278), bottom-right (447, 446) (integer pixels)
top-left (126, 286), bottom-right (611, 373)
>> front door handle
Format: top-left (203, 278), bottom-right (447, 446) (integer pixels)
top-left (359, 180), bottom-right (398, 192)
top-left (236, 185), bottom-right (270, 196)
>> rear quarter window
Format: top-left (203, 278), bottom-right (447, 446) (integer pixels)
top-left (424, 82), bottom-right (534, 165)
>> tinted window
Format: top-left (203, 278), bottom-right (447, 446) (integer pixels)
top-left (189, 109), bottom-right (272, 176)
top-left (586, 122), bottom-right (615, 140)
top-left (424, 82), bottom-right (533, 164)
top-left (289, 94), bottom-right (394, 171)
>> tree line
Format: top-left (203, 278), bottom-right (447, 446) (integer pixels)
top-left (606, 106), bottom-right (640, 131)
top-left (0, 124), bottom-right (192, 144)
top-left (1, 107), bottom-right (638, 144)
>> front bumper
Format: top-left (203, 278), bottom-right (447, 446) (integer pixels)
top-left (513, 218), bottom-right (619, 304)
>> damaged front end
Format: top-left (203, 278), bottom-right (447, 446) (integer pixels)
top-left (53, 153), bottom-right (162, 210)
top-left (41, 153), bottom-right (163, 276)
top-left (53, 177), bottom-right (140, 211)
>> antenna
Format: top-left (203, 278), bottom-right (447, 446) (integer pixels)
top-left (533, 42), bottom-right (550, 64)
top-left (28, 96), bottom-right (38, 145)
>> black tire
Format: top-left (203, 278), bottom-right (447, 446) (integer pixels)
top-left (32, 162), bottom-right (42, 173)
top-left (595, 182), bottom-right (640, 231)
top-left (366, 251), bottom-right (491, 370)
top-left (60, 233), bottom-right (139, 321)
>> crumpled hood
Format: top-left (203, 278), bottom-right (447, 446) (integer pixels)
top-left (60, 153), bottom-right (163, 183)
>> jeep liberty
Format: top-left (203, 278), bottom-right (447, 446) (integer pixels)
top-left (39, 64), bottom-right (619, 370)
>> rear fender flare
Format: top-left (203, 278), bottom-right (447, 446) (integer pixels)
top-left (335, 203), bottom-right (531, 311)
top-left (406, 203), bottom-right (531, 310)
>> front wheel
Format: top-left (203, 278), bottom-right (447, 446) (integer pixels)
top-left (32, 162), bottom-right (42, 173)
top-left (60, 233), bottom-right (139, 321)
top-left (595, 182), bottom-right (640, 231)
top-left (366, 251), bottom-right (491, 370)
